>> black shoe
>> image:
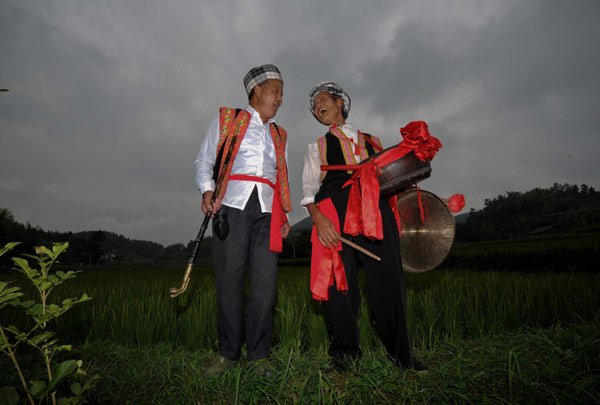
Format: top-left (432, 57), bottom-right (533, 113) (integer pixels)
top-left (203, 355), bottom-right (235, 378)
top-left (322, 357), bottom-right (349, 374)
top-left (251, 358), bottom-right (275, 378)
top-left (411, 358), bottom-right (428, 373)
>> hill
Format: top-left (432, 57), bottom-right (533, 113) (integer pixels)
top-left (457, 183), bottom-right (600, 241)
top-left (2, 182), bottom-right (598, 264)
top-left (0, 208), bottom-right (165, 266)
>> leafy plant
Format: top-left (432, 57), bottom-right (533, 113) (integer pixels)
top-left (0, 242), bottom-right (96, 405)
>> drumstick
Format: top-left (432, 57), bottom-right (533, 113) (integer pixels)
top-left (338, 236), bottom-right (381, 261)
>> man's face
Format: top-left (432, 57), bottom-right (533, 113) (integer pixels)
top-left (313, 91), bottom-right (345, 126)
top-left (253, 79), bottom-right (283, 122)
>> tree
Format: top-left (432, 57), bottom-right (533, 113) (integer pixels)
top-left (457, 183), bottom-right (600, 241)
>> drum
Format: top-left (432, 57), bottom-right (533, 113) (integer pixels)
top-left (396, 189), bottom-right (455, 273)
top-left (361, 145), bottom-right (432, 198)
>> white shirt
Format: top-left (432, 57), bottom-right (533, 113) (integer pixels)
top-left (301, 123), bottom-right (359, 206)
top-left (195, 105), bottom-right (287, 213)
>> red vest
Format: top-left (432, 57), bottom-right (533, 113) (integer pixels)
top-left (214, 107), bottom-right (291, 212)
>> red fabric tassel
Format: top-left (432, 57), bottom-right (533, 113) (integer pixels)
top-left (448, 194), bottom-right (466, 213)
top-left (343, 161), bottom-right (382, 239)
top-left (344, 179), bottom-right (362, 236)
top-left (416, 187), bottom-right (425, 224)
top-left (269, 179), bottom-right (284, 253)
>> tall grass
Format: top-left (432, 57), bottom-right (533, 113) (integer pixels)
top-left (2, 264), bottom-right (598, 352)
top-left (407, 270), bottom-right (600, 349)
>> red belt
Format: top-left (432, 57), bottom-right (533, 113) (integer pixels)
top-left (229, 174), bottom-right (288, 253)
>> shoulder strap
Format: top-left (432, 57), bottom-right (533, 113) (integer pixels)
top-left (214, 109), bottom-right (252, 200)
top-left (213, 108), bottom-right (242, 182)
top-left (328, 126), bottom-right (359, 165)
top-left (359, 131), bottom-right (383, 152)
top-left (269, 122), bottom-right (292, 212)
top-left (317, 135), bottom-right (329, 182)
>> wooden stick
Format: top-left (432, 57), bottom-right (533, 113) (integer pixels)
top-left (338, 236), bottom-right (381, 261)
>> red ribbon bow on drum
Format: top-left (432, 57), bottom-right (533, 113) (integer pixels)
top-left (399, 121), bottom-right (443, 162)
top-left (322, 121), bottom-right (443, 240)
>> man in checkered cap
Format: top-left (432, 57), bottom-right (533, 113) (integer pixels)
top-left (195, 64), bottom-right (291, 377)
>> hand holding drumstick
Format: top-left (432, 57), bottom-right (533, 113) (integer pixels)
top-left (337, 236), bottom-right (381, 261)
top-left (307, 203), bottom-right (381, 262)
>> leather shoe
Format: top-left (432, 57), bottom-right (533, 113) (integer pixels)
top-left (252, 358), bottom-right (274, 378)
top-left (411, 358), bottom-right (428, 373)
top-left (203, 355), bottom-right (234, 378)
top-left (322, 357), bottom-right (350, 374)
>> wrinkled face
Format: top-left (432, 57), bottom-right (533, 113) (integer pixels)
top-left (252, 79), bottom-right (283, 122)
top-left (312, 91), bottom-right (345, 126)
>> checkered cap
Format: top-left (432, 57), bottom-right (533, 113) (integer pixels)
top-left (309, 81), bottom-right (351, 120)
top-left (243, 64), bottom-right (283, 95)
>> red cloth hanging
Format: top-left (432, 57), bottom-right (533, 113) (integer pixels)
top-left (310, 198), bottom-right (347, 301)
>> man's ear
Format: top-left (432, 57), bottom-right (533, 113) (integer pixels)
top-left (335, 97), bottom-right (344, 111)
top-left (253, 84), bottom-right (263, 101)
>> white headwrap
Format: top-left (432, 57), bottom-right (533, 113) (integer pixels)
top-left (309, 81), bottom-right (351, 120)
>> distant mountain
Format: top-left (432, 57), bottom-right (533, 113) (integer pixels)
top-left (294, 212), bottom-right (470, 228)
top-left (75, 230), bottom-right (163, 261)
top-left (454, 212), bottom-right (470, 224)
top-left (291, 217), bottom-right (313, 231)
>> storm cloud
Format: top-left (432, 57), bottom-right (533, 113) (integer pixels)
top-left (1, 0), bottom-right (599, 245)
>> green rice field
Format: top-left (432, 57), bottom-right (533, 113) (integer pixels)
top-left (2, 265), bottom-right (598, 351)
top-left (1, 235), bottom-right (599, 404)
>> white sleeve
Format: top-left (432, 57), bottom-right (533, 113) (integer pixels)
top-left (301, 142), bottom-right (322, 206)
top-left (194, 114), bottom-right (220, 193)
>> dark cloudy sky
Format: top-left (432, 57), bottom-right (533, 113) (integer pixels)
top-left (2, 0), bottom-right (599, 246)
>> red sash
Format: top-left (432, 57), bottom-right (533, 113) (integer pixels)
top-left (229, 174), bottom-right (288, 253)
top-left (309, 198), bottom-right (347, 300)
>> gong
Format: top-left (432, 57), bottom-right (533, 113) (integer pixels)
top-left (396, 189), bottom-right (455, 273)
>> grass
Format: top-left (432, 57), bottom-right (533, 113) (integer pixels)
top-left (2, 266), bottom-right (598, 351)
top-left (3, 317), bottom-right (596, 404)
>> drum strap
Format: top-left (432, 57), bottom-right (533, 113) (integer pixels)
top-left (359, 130), bottom-right (383, 152)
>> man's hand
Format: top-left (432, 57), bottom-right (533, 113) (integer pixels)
top-left (314, 216), bottom-right (339, 248)
top-left (202, 191), bottom-right (222, 218)
top-left (281, 222), bottom-right (291, 238)
top-left (306, 203), bottom-right (339, 248)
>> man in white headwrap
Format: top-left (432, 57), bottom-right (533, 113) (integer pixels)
top-left (302, 82), bottom-right (426, 372)
top-left (195, 64), bottom-right (291, 377)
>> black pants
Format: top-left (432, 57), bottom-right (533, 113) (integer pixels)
top-left (212, 189), bottom-right (278, 361)
top-left (323, 187), bottom-right (412, 368)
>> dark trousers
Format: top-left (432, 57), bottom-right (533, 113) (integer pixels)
top-left (212, 189), bottom-right (278, 361)
top-left (323, 187), bottom-right (413, 368)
